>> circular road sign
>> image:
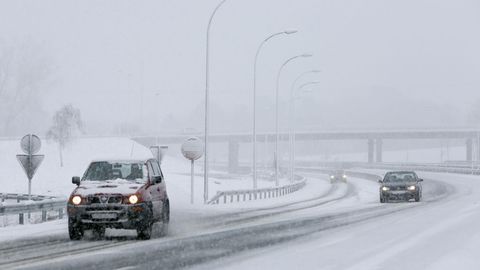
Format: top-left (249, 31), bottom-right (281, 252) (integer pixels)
top-left (20, 134), bottom-right (41, 155)
top-left (181, 137), bottom-right (204, 161)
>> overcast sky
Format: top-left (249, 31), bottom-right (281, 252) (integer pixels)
top-left (1, 0), bottom-right (479, 135)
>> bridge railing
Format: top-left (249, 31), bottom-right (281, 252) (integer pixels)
top-left (208, 177), bottom-right (306, 205)
top-left (354, 163), bottom-right (480, 175)
top-left (297, 161), bottom-right (480, 176)
top-left (0, 193), bottom-right (66, 225)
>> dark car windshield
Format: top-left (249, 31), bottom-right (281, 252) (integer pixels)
top-left (383, 172), bottom-right (417, 183)
top-left (82, 161), bottom-right (145, 181)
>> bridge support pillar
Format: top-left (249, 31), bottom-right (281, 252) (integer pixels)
top-left (466, 138), bottom-right (473, 162)
top-left (375, 139), bottom-right (383, 163)
top-left (477, 135), bottom-right (480, 162)
top-left (228, 140), bottom-right (239, 173)
top-left (368, 139), bottom-right (374, 163)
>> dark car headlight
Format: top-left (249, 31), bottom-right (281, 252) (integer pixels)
top-left (381, 186), bottom-right (390, 191)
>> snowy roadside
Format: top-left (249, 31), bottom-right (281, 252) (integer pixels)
top-left (0, 137), bottom-right (327, 242)
top-left (195, 172), bottom-right (480, 270)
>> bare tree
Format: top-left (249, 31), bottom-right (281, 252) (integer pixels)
top-left (46, 104), bottom-right (84, 167)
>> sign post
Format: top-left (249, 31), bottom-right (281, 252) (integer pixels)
top-left (16, 134), bottom-right (44, 201)
top-left (181, 137), bottom-right (204, 204)
top-left (149, 145), bottom-right (169, 164)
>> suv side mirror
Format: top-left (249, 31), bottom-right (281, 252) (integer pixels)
top-left (418, 178), bottom-right (424, 182)
top-left (72, 176), bottom-right (81, 186)
top-left (377, 179), bottom-right (383, 183)
top-left (153, 176), bottom-right (162, 184)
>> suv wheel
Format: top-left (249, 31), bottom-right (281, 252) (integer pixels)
top-left (68, 218), bottom-right (84, 240)
top-left (137, 221), bottom-right (153, 240)
top-left (380, 196), bottom-right (385, 203)
top-left (415, 192), bottom-right (420, 202)
top-left (137, 206), bottom-right (154, 240)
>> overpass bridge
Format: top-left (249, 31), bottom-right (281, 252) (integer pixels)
top-left (133, 129), bottom-right (480, 173)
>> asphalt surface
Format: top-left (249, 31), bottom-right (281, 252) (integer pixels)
top-left (0, 171), bottom-right (452, 270)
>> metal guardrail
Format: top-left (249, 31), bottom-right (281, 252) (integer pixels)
top-left (208, 177), bottom-right (307, 205)
top-left (296, 167), bottom-right (383, 181)
top-left (296, 160), bottom-right (480, 175)
top-left (298, 162), bottom-right (480, 178)
top-left (0, 193), bottom-right (66, 225)
top-left (354, 163), bottom-right (480, 175)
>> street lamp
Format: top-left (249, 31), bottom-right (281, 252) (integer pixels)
top-left (288, 70), bottom-right (321, 181)
top-left (252, 29), bottom-right (298, 189)
top-left (289, 81), bottom-right (320, 182)
top-left (205, 0), bottom-right (228, 204)
top-left (274, 53), bottom-right (313, 186)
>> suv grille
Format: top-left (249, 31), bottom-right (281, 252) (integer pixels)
top-left (86, 195), bottom-right (123, 204)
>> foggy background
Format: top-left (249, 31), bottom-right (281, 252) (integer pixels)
top-left (1, 0), bottom-right (480, 137)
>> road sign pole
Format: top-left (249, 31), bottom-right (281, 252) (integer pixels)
top-left (191, 160), bottom-right (195, 204)
top-left (17, 134), bottom-right (44, 207)
top-left (181, 137), bottom-right (204, 205)
top-left (28, 153), bottom-right (32, 201)
top-left (28, 179), bottom-right (32, 201)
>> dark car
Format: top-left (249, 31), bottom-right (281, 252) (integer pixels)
top-left (67, 159), bottom-right (170, 240)
top-left (330, 170), bottom-right (347, 183)
top-left (379, 171), bottom-right (423, 203)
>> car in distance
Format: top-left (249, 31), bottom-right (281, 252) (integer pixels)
top-left (67, 159), bottom-right (170, 240)
top-left (379, 171), bottom-right (423, 203)
top-left (330, 170), bottom-right (347, 183)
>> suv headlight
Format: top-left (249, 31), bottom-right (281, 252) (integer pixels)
top-left (330, 175), bottom-right (334, 179)
top-left (381, 186), bottom-right (390, 191)
top-left (128, 194), bottom-right (139, 204)
top-left (343, 175), bottom-right (347, 178)
top-left (71, 195), bottom-right (82, 205)
top-left (407, 185), bottom-right (416, 191)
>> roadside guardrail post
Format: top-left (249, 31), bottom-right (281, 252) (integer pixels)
top-left (42, 210), bottom-right (47, 222)
top-left (58, 208), bottom-right (64, 219)
top-left (19, 213), bottom-right (24, 225)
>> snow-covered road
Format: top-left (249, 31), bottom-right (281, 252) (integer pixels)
top-left (197, 171), bottom-right (480, 270)
top-left (0, 168), bottom-right (462, 270)
top-left (1, 138), bottom-right (477, 269)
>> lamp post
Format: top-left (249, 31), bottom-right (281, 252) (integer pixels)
top-left (274, 53), bottom-right (313, 186)
top-left (288, 70), bottom-right (321, 181)
top-left (204, 0), bottom-right (228, 204)
top-left (289, 81), bottom-right (320, 182)
top-left (252, 29), bottom-right (298, 189)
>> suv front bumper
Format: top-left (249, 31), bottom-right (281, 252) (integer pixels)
top-left (67, 203), bottom-right (151, 229)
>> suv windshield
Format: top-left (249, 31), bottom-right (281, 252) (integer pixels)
top-left (383, 172), bottom-right (417, 183)
top-left (82, 161), bottom-right (145, 182)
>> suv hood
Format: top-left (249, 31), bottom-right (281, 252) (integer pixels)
top-left (74, 179), bottom-right (143, 196)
